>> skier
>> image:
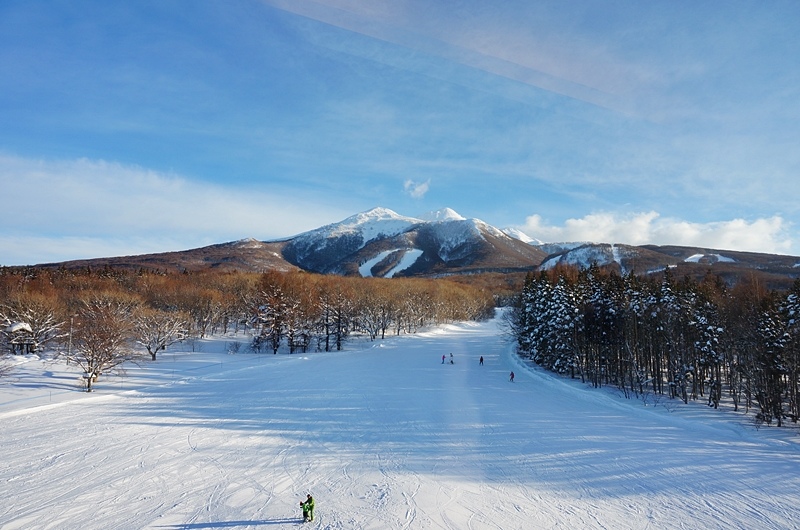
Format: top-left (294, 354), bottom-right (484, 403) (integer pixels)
top-left (300, 499), bottom-right (309, 522)
top-left (442, 354), bottom-right (446, 364)
top-left (509, 371), bottom-right (515, 383)
top-left (479, 356), bottom-right (484, 366)
top-left (450, 353), bottom-right (454, 364)
top-left (305, 494), bottom-right (315, 522)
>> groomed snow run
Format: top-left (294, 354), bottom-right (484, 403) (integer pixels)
top-left (2, 312), bottom-right (800, 529)
top-left (358, 249), bottom-right (423, 278)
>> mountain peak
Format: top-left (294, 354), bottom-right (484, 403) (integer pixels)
top-left (419, 208), bottom-right (466, 222)
top-left (502, 228), bottom-right (543, 245)
top-left (348, 207), bottom-right (415, 223)
top-left (333, 207), bottom-right (421, 235)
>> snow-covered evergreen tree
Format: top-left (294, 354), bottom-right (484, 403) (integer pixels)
top-left (779, 279), bottom-right (800, 421)
top-left (251, 283), bottom-right (288, 354)
top-left (756, 303), bottom-right (788, 426)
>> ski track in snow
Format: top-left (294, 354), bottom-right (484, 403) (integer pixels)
top-left (2, 313), bottom-right (800, 529)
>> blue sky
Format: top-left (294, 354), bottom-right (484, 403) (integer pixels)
top-left (2, 0), bottom-right (799, 266)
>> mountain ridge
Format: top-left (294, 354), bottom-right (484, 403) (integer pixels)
top-left (18, 207), bottom-right (800, 290)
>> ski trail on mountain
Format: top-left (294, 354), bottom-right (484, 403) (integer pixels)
top-left (2, 314), bottom-right (800, 529)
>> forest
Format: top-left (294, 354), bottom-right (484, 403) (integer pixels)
top-left (509, 263), bottom-right (800, 427)
top-left (5, 260), bottom-right (800, 429)
top-left (0, 266), bottom-right (494, 390)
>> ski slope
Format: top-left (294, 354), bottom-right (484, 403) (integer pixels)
top-left (2, 313), bottom-right (800, 529)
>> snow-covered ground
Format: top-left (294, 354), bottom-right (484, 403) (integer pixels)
top-left (2, 313), bottom-right (800, 529)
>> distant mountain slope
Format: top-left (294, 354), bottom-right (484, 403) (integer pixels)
top-left (539, 243), bottom-right (677, 275)
top-left (34, 239), bottom-right (296, 274)
top-left (537, 242), bottom-right (800, 290)
top-left (642, 244), bottom-right (800, 290)
top-left (21, 207), bottom-right (800, 289)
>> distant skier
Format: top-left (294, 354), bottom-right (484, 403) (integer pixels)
top-left (300, 499), bottom-right (309, 522)
top-left (442, 354), bottom-right (446, 364)
top-left (305, 494), bottom-right (315, 522)
top-left (450, 353), bottom-right (454, 364)
top-left (509, 371), bottom-right (515, 383)
top-left (479, 356), bottom-right (484, 366)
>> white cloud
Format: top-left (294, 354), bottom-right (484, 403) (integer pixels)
top-left (0, 154), bottom-right (353, 265)
top-left (403, 178), bottom-right (430, 199)
top-left (520, 211), bottom-right (794, 255)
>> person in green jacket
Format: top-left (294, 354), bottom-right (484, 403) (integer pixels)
top-left (300, 499), bottom-right (309, 522)
top-left (305, 494), bottom-right (315, 521)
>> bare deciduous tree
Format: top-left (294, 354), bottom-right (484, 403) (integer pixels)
top-left (0, 294), bottom-right (65, 354)
top-left (64, 297), bottom-right (138, 392)
top-left (133, 308), bottom-right (188, 361)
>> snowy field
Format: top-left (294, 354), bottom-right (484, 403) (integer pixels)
top-left (2, 313), bottom-right (800, 529)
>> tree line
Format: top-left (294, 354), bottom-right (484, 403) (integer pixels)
top-left (0, 267), bottom-right (494, 391)
top-left (510, 264), bottom-right (800, 427)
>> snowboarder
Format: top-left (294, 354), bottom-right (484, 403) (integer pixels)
top-left (509, 371), bottom-right (515, 382)
top-left (305, 494), bottom-right (315, 522)
top-left (479, 356), bottom-right (484, 366)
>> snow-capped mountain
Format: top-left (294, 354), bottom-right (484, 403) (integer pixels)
top-left (282, 207), bottom-right (547, 276)
top-left (26, 207), bottom-right (800, 289)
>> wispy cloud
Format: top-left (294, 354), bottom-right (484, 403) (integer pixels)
top-left (260, 0), bottom-right (634, 113)
top-left (2, 2), bottom-right (799, 265)
top-left (0, 154), bottom-right (353, 265)
top-left (404, 178), bottom-right (430, 199)
top-left (520, 211), bottom-right (793, 255)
